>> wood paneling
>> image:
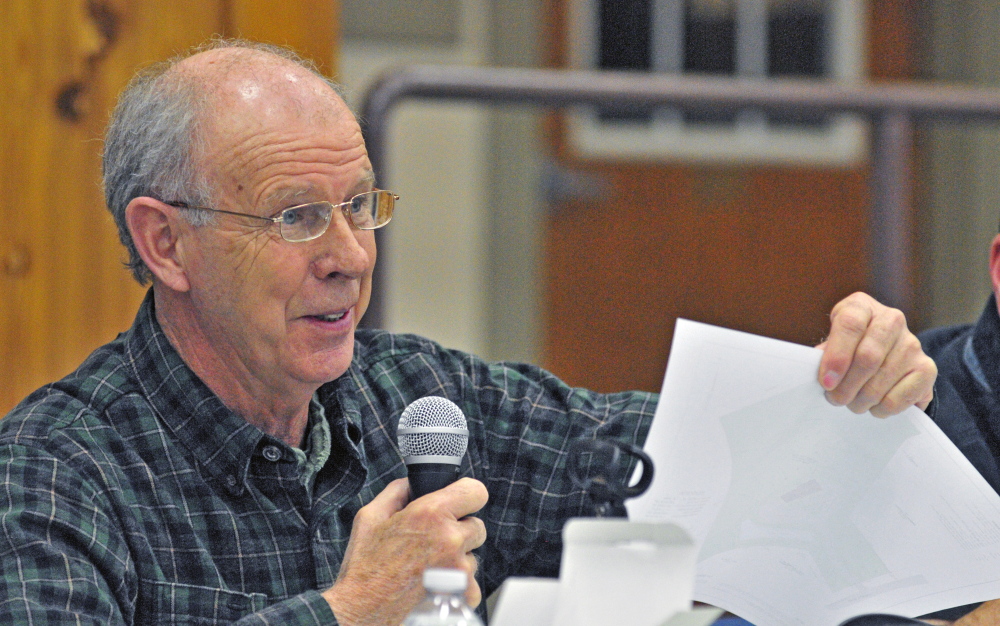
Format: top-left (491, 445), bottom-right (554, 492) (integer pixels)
top-left (0, 0), bottom-right (338, 414)
top-left (227, 0), bottom-right (338, 72)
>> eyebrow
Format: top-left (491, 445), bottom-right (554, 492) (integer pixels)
top-left (356, 169), bottom-right (377, 192)
top-left (261, 169), bottom-right (378, 210)
top-left (265, 187), bottom-right (312, 207)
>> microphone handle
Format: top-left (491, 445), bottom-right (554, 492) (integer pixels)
top-left (408, 463), bottom-right (461, 500)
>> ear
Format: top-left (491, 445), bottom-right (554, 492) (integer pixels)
top-left (990, 234), bottom-right (1000, 309)
top-left (125, 197), bottom-right (191, 292)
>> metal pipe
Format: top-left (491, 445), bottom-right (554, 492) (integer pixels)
top-left (871, 111), bottom-right (916, 313)
top-left (360, 65), bottom-right (1000, 328)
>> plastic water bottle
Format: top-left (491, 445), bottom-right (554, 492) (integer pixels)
top-left (402, 567), bottom-right (484, 626)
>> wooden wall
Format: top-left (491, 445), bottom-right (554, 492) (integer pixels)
top-left (0, 0), bottom-right (338, 414)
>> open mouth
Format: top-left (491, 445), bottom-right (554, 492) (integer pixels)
top-left (310, 311), bottom-right (348, 323)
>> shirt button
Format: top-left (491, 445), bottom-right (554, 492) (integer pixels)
top-left (262, 445), bottom-right (282, 462)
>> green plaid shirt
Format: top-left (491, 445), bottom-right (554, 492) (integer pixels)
top-left (0, 291), bottom-right (655, 624)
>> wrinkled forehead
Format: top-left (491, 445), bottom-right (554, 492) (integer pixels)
top-left (172, 49), bottom-right (367, 196)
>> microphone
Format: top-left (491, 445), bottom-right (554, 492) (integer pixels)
top-left (397, 396), bottom-right (469, 501)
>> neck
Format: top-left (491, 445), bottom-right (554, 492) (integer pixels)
top-left (153, 287), bottom-right (313, 448)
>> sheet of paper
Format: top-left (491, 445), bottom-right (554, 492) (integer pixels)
top-left (489, 578), bottom-right (560, 626)
top-left (489, 578), bottom-right (722, 626)
top-left (554, 520), bottom-right (696, 626)
top-left (626, 319), bottom-right (1000, 626)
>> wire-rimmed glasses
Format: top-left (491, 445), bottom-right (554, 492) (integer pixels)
top-left (165, 190), bottom-right (398, 243)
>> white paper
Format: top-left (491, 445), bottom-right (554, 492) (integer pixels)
top-left (489, 578), bottom-right (560, 626)
top-left (489, 577), bottom-right (722, 626)
top-left (554, 520), bottom-right (696, 626)
top-left (661, 607), bottom-right (725, 626)
top-left (627, 319), bottom-right (1000, 626)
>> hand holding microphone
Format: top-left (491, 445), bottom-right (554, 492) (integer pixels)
top-left (324, 397), bottom-right (487, 624)
top-left (324, 477), bottom-right (488, 624)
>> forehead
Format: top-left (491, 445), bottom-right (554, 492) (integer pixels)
top-left (264, 169), bottom-right (376, 206)
top-left (183, 51), bottom-right (370, 203)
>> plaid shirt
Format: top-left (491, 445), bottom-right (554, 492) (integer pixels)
top-left (0, 292), bottom-right (655, 624)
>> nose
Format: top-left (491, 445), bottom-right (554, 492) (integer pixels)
top-left (311, 209), bottom-right (372, 280)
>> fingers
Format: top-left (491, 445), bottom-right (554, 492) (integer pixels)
top-left (345, 478), bottom-right (410, 554)
top-left (403, 485), bottom-right (488, 569)
top-left (846, 331), bottom-right (937, 418)
top-left (824, 303), bottom-right (899, 408)
top-left (819, 292), bottom-right (936, 418)
top-left (456, 513), bottom-right (488, 558)
top-left (460, 551), bottom-right (483, 607)
top-left (818, 292), bottom-right (888, 395)
top-left (411, 477), bottom-right (490, 520)
top-left (325, 478), bottom-right (489, 625)
top-left (363, 477), bottom-right (411, 518)
top-left (954, 599), bottom-right (1000, 626)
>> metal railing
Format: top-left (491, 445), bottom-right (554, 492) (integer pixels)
top-left (360, 65), bottom-right (1000, 328)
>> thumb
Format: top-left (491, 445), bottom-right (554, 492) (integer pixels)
top-left (339, 478), bottom-right (410, 570)
top-left (364, 478), bottom-right (410, 521)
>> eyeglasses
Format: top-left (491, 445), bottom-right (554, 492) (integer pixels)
top-left (165, 190), bottom-right (398, 243)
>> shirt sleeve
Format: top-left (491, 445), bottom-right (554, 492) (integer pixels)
top-left (443, 351), bottom-right (658, 595)
top-left (0, 439), bottom-right (339, 625)
top-left (0, 439), bottom-right (132, 624)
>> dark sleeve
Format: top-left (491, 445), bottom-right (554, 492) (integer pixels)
top-left (0, 437), bottom-right (339, 626)
top-left (349, 331), bottom-right (658, 603)
top-left (0, 440), bottom-right (133, 624)
top-left (918, 325), bottom-right (1000, 494)
top-left (450, 352), bottom-right (658, 594)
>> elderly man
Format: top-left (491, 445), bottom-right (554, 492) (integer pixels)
top-left (909, 230), bottom-right (1000, 626)
top-left (0, 39), bottom-right (936, 625)
top-left (919, 234), bottom-right (1000, 495)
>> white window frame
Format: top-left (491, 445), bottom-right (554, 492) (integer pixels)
top-left (566, 0), bottom-right (868, 165)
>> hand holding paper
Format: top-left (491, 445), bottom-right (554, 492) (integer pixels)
top-left (628, 319), bottom-right (1000, 626)
top-left (817, 292), bottom-right (936, 417)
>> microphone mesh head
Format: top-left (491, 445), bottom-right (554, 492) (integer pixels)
top-left (398, 396), bottom-right (469, 458)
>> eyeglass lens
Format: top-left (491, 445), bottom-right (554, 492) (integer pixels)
top-left (348, 190), bottom-right (394, 229)
top-left (279, 204), bottom-right (332, 242)
top-left (277, 190), bottom-right (395, 242)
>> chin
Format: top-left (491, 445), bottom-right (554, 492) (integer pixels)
top-left (301, 352), bottom-right (355, 385)
top-left (288, 332), bottom-right (357, 383)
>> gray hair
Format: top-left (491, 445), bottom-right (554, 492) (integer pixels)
top-left (102, 38), bottom-right (345, 284)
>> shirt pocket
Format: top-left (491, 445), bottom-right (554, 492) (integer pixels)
top-left (141, 580), bottom-right (268, 624)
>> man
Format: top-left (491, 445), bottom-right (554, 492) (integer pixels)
top-left (0, 39), bottom-right (936, 625)
top-left (919, 235), bottom-right (1000, 495)
top-left (912, 232), bottom-right (1000, 626)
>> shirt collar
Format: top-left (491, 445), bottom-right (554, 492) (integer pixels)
top-left (123, 290), bottom-right (265, 495)
top-left (970, 294), bottom-right (1000, 395)
top-left (291, 396), bottom-right (333, 490)
top-left (317, 374), bottom-right (364, 459)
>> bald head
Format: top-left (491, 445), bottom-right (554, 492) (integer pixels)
top-left (174, 46), bottom-right (347, 119)
top-left (174, 47), bottom-right (358, 210)
top-left (103, 39), bottom-right (351, 284)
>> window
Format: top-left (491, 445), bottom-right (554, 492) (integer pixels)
top-left (567, 0), bottom-right (867, 164)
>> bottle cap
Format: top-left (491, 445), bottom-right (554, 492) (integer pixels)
top-left (422, 567), bottom-right (468, 593)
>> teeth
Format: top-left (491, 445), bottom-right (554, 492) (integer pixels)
top-left (315, 312), bottom-right (346, 322)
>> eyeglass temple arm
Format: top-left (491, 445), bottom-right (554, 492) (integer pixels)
top-left (168, 201), bottom-right (282, 224)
